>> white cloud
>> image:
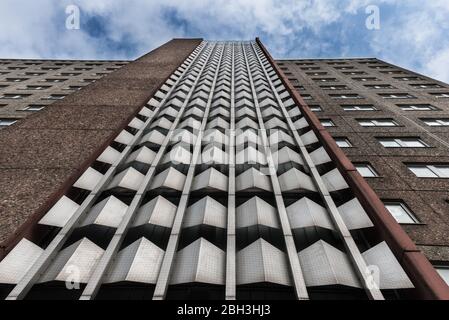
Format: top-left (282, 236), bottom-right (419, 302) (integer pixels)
top-left (0, 0), bottom-right (448, 82)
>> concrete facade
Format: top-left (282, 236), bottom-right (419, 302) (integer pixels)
top-left (276, 58), bottom-right (449, 265)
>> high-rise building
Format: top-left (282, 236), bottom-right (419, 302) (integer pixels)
top-left (0, 39), bottom-right (448, 300)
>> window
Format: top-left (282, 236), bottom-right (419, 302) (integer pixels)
top-left (369, 65), bottom-right (392, 69)
top-left (23, 85), bottom-right (51, 90)
top-left (394, 76), bottom-right (422, 81)
top-left (320, 85), bottom-right (349, 90)
top-left (63, 85), bottom-right (83, 91)
top-left (379, 93), bottom-right (416, 99)
top-left (41, 78), bottom-right (67, 83)
top-left (358, 119), bottom-right (399, 127)
top-left (383, 201), bottom-right (419, 224)
top-left (410, 84), bottom-right (443, 89)
top-left (334, 138), bottom-right (352, 148)
top-left (343, 71), bottom-right (367, 75)
top-left (24, 105), bottom-right (45, 111)
top-left (365, 84), bottom-right (395, 89)
top-left (24, 72), bottom-right (45, 76)
top-left (0, 93), bottom-right (30, 99)
top-left (380, 70), bottom-right (406, 75)
top-left (5, 78), bottom-right (28, 82)
top-left (421, 118), bottom-right (449, 126)
top-left (435, 266), bottom-right (449, 285)
top-left (307, 72), bottom-right (327, 76)
top-left (7, 66), bottom-right (26, 70)
top-left (80, 78), bottom-right (96, 83)
top-left (378, 138), bottom-right (428, 148)
top-left (301, 94), bottom-right (313, 100)
top-left (301, 67), bottom-right (320, 71)
top-left (59, 72), bottom-right (81, 76)
top-left (334, 66), bottom-right (354, 70)
top-left (42, 94), bottom-right (66, 100)
top-left (353, 77), bottom-right (380, 82)
top-left (295, 62), bottom-right (314, 66)
top-left (407, 164), bottom-right (449, 178)
top-left (320, 119), bottom-right (335, 127)
top-left (41, 67), bottom-right (60, 71)
top-left (313, 78), bottom-right (337, 82)
top-left (330, 94), bottom-right (363, 99)
top-left (73, 67), bottom-right (93, 71)
top-left (342, 105), bottom-right (376, 111)
top-left (355, 163), bottom-right (379, 177)
top-left (0, 118), bottom-right (17, 128)
top-left (430, 92), bottom-right (449, 98)
top-left (398, 104), bottom-right (437, 111)
top-left (309, 105), bottom-right (322, 112)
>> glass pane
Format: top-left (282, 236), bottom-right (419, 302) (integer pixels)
top-left (432, 166), bottom-right (449, 178)
top-left (436, 268), bottom-right (449, 285)
top-left (379, 139), bottom-right (400, 147)
top-left (401, 139), bottom-right (426, 147)
top-left (356, 165), bottom-right (377, 177)
top-left (385, 204), bottom-right (416, 224)
top-left (408, 166), bottom-right (438, 178)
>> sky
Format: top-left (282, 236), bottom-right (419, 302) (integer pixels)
top-left (0, 0), bottom-right (448, 82)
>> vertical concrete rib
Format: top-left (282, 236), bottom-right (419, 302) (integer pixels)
top-left (5, 42), bottom-right (208, 301)
top-left (249, 42), bottom-right (385, 300)
top-left (225, 42), bottom-right (236, 300)
top-left (241, 43), bottom-right (309, 300)
top-left (152, 43), bottom-right (225, 300)
top-left (78, 42), bottom-right (217, 300)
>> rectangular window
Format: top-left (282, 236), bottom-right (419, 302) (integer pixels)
top-left (384, 201), bottom-right (419, 224)
top-left (421, 118), bottom-right (449, 126)
top-left (307, 72), bottom-right (328, 76)
top-left (0, 118), bottom-right (17, 128)
top-left (355, 163), bottom-right (379, 177)
top-left (410, 84), bottom-right (443, 89)
top-left (25, 72), bottom-right (45, 76)
top-left (429, 92), bottom-right (449, 98)
top-left (407, 164), bottom-right (449, 178)
top-left (42, 94), bottom-right (66, 100)
top-left (365, 84), bottom-right (395, 89)
top-left (342, 105), bottom-right (376, 111)
top-left (63, 85), bottom-right (83, 91)
top-left (320, 119), bottom-right (335, 127)
top-left (320, 85), bottom-right (350, 90)
top-left (0, 93), bottom-right (31, 99)
top-left (378, 138), bottom-right (428, 148)
top-left (398, 104), bottom-right (437, 111)
top-left (353, 77), bottom-right (380, 82)
top-left (23, 85), bottom-right (51, 90)
top-left (435, 266), bottom-right (449, 285)
top-left (5, 78), bottom-right (28, 82)
top-left (309, 105), bottom-right (322, 112)
top-left (330, 94), bottom-right (364, 99)
top-left (379, 93), bottom-right (416, 99)
top-left (24, 105), bottom-right (45, 111)
top-left (301, 94), bottom-right (313, 100)
top-left (313, 78), bottom-right (338, 82)
top-left (394, 76), bottom-right (422, 81)
top-left (358, 119), bottom-right (398, 127)
top-left (343, 71), bottom-right (367, 75)
top-left (41, 78), bottom-right (67, 83)
top-left (334, 138), bottom-right (352, 148)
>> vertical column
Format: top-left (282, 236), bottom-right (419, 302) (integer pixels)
top-left (225, 42), bottom-right (236, 300)
top-left (241, 43), bottom-right (309, 300)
